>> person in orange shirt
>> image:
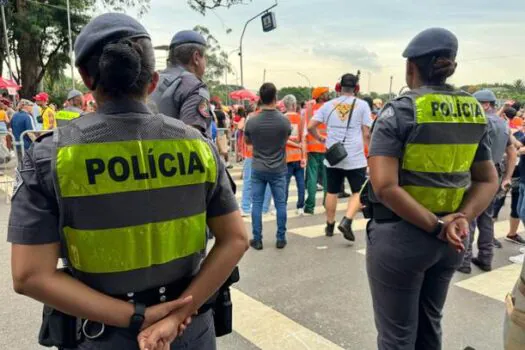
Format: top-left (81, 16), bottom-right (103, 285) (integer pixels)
top-left (304, 87), bottom-right (329, 214)
top-left (282, 94), bottom-right (306, 215)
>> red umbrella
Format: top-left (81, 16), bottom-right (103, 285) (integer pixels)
top-left (0, 77), bottom-right (21, 90)
top-left (229, 89), bottom-right (258, 101)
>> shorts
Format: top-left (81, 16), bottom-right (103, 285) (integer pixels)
top-left (326, 167), bottom-right (367, 194)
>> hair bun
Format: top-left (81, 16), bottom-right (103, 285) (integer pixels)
top-left (431, 58), bottom-right (456, 80)
top-left (98, 40), bottom-right (142, 94)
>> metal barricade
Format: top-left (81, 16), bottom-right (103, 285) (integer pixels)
top-left (20, 129), bottom-right (52, 161)
top-left (0, 131), bottom-right (17, 203)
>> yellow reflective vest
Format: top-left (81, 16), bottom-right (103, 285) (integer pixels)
top-left (399, 88), bottom-right (487, 214)
top-left (53, 112), bottom-right (218, 294)
top-left (55, 106), bottom-right (83, 127)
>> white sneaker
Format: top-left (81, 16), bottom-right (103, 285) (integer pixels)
top-left (509, 254), bottom-right (525, 264)
top-left (240, 211), bottom-right (250, 218)
top-left (520, 247), bottom-right (525, 254)
top-left (296, 208), bottom-right (304, 216)
top-left (270, 209), bottom-right (276, 216)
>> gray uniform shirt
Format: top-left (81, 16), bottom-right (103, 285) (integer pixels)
top-left (245, 109), bottom-right (291, 174)
top-left (7, 100), bottom-right (238, 245)
top-left (369, 87), bottom-right (492, 163)
top-left (486, 112), bottom-right (511, 165)
top-left (150, 65), bottom-right (213, 139)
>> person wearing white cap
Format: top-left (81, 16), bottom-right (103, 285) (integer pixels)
top-left (55, 89), bottom-right (84, 127)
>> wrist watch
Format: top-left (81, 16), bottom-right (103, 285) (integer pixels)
top-left (430, 219), bottom-right (445, 237)
top-left (129, 302), bottom-right (146, 332)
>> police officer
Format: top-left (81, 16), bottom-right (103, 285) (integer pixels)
top-left (458, 89), bottom-right (517, 274)
top-left (504, 256), bottom-right (525, 349)
top-left (150, 30), bottom-right (213, 138)
top-left (8, 13), bottom-right (248, 350)
top-left (366, 28), bottom-right (499, 350)
top-left (55, 89), bottom-right (84, 126)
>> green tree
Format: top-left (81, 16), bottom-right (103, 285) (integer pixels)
top-left (277, 86), bottom-right (312, 103)
top-left (188, 0), bottom-right (251, 14)
top-left (4, 0), bottom-right (149, 99)
top-left (514, 79), bottom-right (524, 93)
top-left (43, 72), bottom-right (88, 107)
top-left (193, 25), bottom-right (232, 92)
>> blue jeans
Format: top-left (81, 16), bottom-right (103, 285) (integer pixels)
top-left (286, 161), bottom-right (305, 209)
top-left (241, 158), bottom-right (271, 213)
top-left (252, 169), bottom-right (287, 242)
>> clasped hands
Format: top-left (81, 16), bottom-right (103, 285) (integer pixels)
top-left (438, 213), bottom-right (470, 252)
top-left (137, 295), bottom-right (195, 350)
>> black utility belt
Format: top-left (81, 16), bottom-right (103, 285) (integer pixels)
top-left (112, 279), bottom-right (215, 313)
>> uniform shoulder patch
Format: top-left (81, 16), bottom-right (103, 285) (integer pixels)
top-left (379, 106), bottom-right (395, 119)
top-left (198, 98), bottom-right (211, 119)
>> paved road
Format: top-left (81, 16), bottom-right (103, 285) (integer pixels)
top-left (0, 164), bottom-right (521, 349)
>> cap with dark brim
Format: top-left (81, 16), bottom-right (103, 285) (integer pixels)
top-left (74, 13), bottom-right (150, 66)
top-left (170, 30), bottom-right (207, 48)
top-left (402, 27), bottom-right (458, 59)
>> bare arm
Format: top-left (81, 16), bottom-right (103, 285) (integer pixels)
top-left (503, 144), bottom-right (517, 183)
top-left (361, 125), bottom-right (371, 146)
top-left (458, 160), bottom-right (499, 222)
top-left (11, 243), bottom-right (187, 329)
top-left (161, 211), bottom-right (248, 320)
top-left (307, 119), bottom-right (325, 143)
top-left (369, 156), bottom-right (439, 232)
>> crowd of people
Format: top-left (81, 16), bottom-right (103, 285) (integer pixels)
top-left (2, 12), bottom-right (525, 350)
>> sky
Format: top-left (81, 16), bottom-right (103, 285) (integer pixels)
top-left (115, 0), bottom-right (525, 94)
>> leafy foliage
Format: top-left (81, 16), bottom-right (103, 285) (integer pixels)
top-left (193, 25), bottom-right (232, 93)
top-left (277, 86), bottom-right (312, 103)
top-left (6, 0), bottom-right (94, 98)
top-left (188, 0), bottom-right (251, 15)
top-left (43, 73), bottom-right (88, 107)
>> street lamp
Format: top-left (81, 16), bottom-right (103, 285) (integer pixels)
top-left (0, 1), bottom-right (13, 80)
top-left (66, 0), bottom-right (75, 88)
top-left (297, 72), bottom-right (311, 87)
top-left (239, 1), bottom-right (278, 87)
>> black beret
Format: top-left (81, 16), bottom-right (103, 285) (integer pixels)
top-left (74, 13), bottom-right (150, 66)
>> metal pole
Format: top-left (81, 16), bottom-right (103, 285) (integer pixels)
top-left (389, 76), bottom-right (393, 99)
top-left (1, 5), bottom-right (13, 80)
top-left (262, 68), bottom-right (266, 84)
top-left (297, 72), bottom-right (311, 87)
top-left (239, 1), bottom-right (278, 88)
top-left (66, 0), bottom-right (75, 89)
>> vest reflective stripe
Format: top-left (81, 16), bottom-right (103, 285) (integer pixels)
top-left (56, 110), bottom-right (81, 121)
top-left (57, 139), bottom-right (216, 197)
top-left (403, 186), bottom-right (466, 214)
top-left (403, 144), bottom-right (478, 173)
top-left (306, 103), bottom-right (326, 153)
top-left (415, 94), bottom-right (485, 124)
top-left (400, 89), bottom-right (486, 214)
top-left (64, 212), bottom-right (206, 274)
top-left (286, 112), bottom-right (302, 163)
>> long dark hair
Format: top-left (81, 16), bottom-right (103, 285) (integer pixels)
top-left (81, 38), bottom-right (155, 99)
top-left (410, 50), bottom-right (456, 86)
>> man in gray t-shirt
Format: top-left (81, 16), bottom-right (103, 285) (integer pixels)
top-left (245, 83), bottom-right (291, 250)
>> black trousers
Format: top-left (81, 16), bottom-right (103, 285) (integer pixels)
top-left (366, 220), bottom-right (464, 350)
